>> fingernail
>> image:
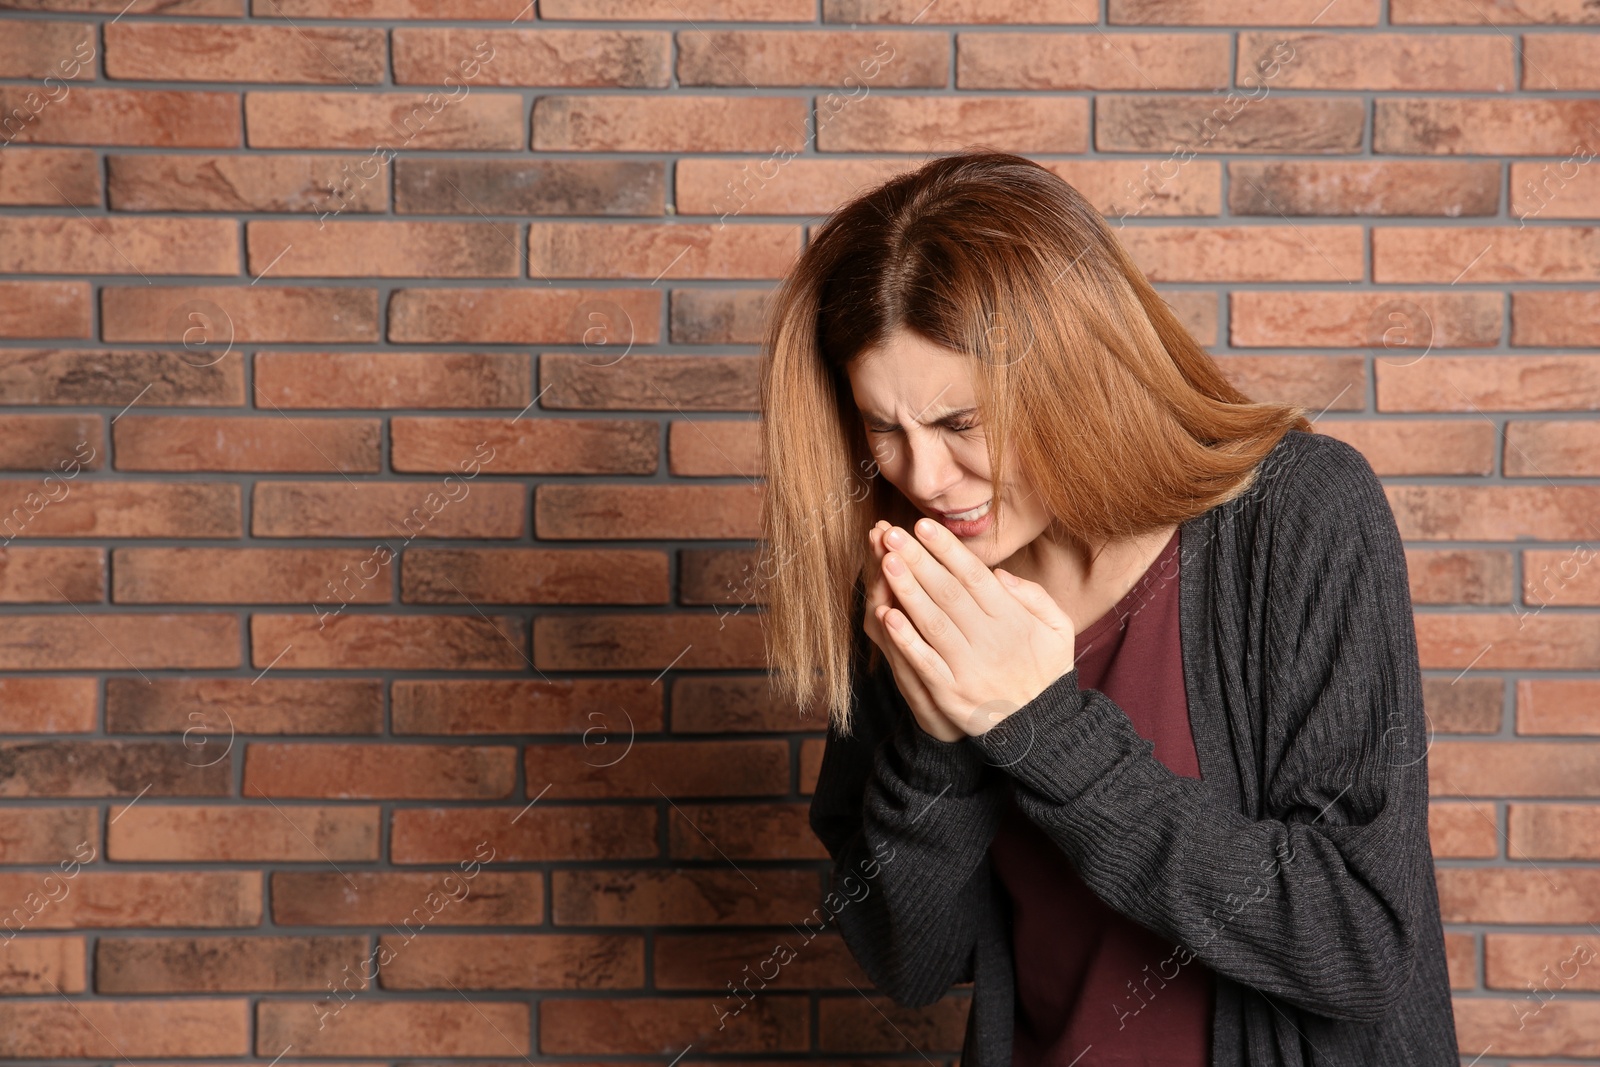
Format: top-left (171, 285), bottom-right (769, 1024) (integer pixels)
top-left (885, 527), bottom-right (906, 547)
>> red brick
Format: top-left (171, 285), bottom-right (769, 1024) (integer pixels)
top-left (1316, 419), bottom-right (1495, 476)
top-left (676, 157), bottom-right (905, 218)
top-left (1428, 800), bottom-right (1498, 858)
top-left (0, 545), bottom-right (102, 602)
top-left (249, 614), bottom-right (527, 672)
top-left (1522, 31), bottom-right (1600, 89)
top-left (0, 677), bottom-right (97, 732)
top-left (1484, 933), bottom-right (1600, 991)
top-left (668, 802), bottom-right (827, 860)
top-left (1392, 0), bottom-right (1598, 23)
top-left (0, 1000), bottom-right (249, 1059)
top-left (1228, 160), bottom-right (1499, 216)
top-left (536, 485), bottom-right (761, 540)
top-left (1114, 0), bottom-right (1380, 19)
top-left (108, 803), bottom-right (379, 861)
top-left (0, 88), bottom-right (240, 147)
top-left (255, 351), bottom-right (531, 409)
top-left (960, 32), bottom-right (1227, 89)
top-left (0, 871), bottom-right (260, 926)
top-left (250, 480), bottom-right (525, 538)
top-left (684, 29), bottom-right (944, 87)
top-left (1505, 420), bottom-right (1600, 476)
top-left (1444, 931), bottom-right (1475, 989)
top-left (101, 286), bottom-right (379, 343)
top-left (1513, 290), bottom-right (1600, 346)
top-left (0, 806), bottom-right (96, 862)
top-left (818, 995), bottom-right (967, 1054)
top-left (396, 27), bottom-right (668, 86)
top-left (388, 286), bottom-right (661, 344)
top-left (113, 547), bottom-right (392, 605)
top-left (1405, 548), bottom-right (1513, 605)
top-left (1389, 485), bottom-right (1600, 541)
top-left (106, 677), bottom-right (383, 735)
top-left (1454, 997), bottom-right (1600, 1057)
top-left (2, 0), bottom-right (241, 11)
top-left (0, 19), bottom-right (93, 79)
top-left (1121, 225), bottom-right (1365, 282)
top-left (1431, 740), bottom-right (1600, 797)
top-left (551, 868), bottom-right (819, 925)
top-left (539, 354), bottom-right (757, 412)
top-left (249, 220), bottom-right (520, 278)
top-left (828, 0), bottom-right (1094, 20)
top-left (1379, 356), bottom-right (1600, 412)
top-left (246, 90), bottom-right (524, 149)
top-left (534, 95), bottom-right (809, 152)
top-left (245, 742), bottom-right (517, 798)
top-left (0, 217), bottom-right (236, 275)
top-left (255, 0), bottom-right (531, 14)
top-left (1376, 225), bottom-right (1600, 283)
top-left (402, 547), bottom-right (667, 605)
top-left (0, 739), bottom-right (231, 795)
top-left (0, 936), bottom-right (85, 994)
top-left (1507, 803), bottom-right (1600, 859)
top-left (108, 153), bottom-right (388, 213)
top-left (654, 930), bottom-right (865, 989)
top-left (1231, 290), bottom-right (1502, 348)
top-left (531, 221), bottom-right (799, 280)
top-left (0, 412), bottom-right (100, 470)
top-left (270, 870), bottom-right (543, 925)
top-left (0, 615), bottom-right (240, 670)
top-left (391, 806), bottom-right (657, 863)
top-left (390, 678), bottom-right (663, 734)
top-left (378, 932), bottom-right (643, 989)
top-left (1415, 612), bottom-right (1600, 671)
top-left (668, 418), bottom-right (760, 476)
top-left (1517, 679), bottom-right (1600, 734)
top-left (1375, 98), bottom-right (1600, 154)
top-left (113, 416), bottom-right (380, 473)
top-left (1238, 31), bottom-right (1513, 90)
top-left (392, 417), bottom-right (654, 475)
top-left (257, 1000), bottom-right (529, 1056)
top-left (96, 935), bottom-right (369, 993)
top-left (1097, 96), bottom-right (1364, 153)
top-left (671, 674), bottom-right (832, 733)
top-left (535, 612), bottom-right (765, 672)
top-left (0, 147), bottom-right (99, 206)
top-left (547, 0), bottom-right (810, 16)
top-left (105, 23), bottom-right (384, 83)
top-left (1512, 157), bottom-right (1600, 222)
top-left (1208, 355), bottom-right (1365, 413)
top-left (818, 94), bottom-right (1089, 153)
top-left (0, 281), bottom-right (91, 339)
top-left (0, 480), bottom-right (240, 539)
top-left (540, 994), bottom-right (807, 1053)
top-left (397, 156), bottom-right (664, 215)
top-left (0, 348), bottom-right (244, 406)
top-left (525, 739), bottom-right (787, 798)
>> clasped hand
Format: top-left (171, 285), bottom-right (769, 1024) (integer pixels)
top-left (862, 517), bottom-right (1078, 743)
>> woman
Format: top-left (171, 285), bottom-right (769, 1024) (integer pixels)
top-left (760, 151), bottom-right (1459, 1066)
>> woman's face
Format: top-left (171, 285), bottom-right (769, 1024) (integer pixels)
top-left (846, 327), bottom-right (1053, 567)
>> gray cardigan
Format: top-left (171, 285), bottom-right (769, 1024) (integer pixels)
top-left (808, 427), bottom-right (1459, 1067)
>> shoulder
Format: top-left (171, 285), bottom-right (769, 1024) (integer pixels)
top-left (1251, 428), bottom-right (1394, 544)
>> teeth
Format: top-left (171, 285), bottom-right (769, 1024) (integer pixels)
top-left (945, 500), bottom-right (991, 522)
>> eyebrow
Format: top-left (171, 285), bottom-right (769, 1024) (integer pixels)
top-left (862, 405), bottom-right (979, 431)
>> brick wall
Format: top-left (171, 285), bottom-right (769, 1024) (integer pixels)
top-left (0, 0), bottom-right (1597, 1062)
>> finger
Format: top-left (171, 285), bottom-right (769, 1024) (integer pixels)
top-left (879, 523), bottom-right (977, 662)
top-left (906, 516), bottom-right (1013, 618)
top-left (994, 567), bottom-right (1077, 637)
top-left (876, 601), bottom-right (955, 690)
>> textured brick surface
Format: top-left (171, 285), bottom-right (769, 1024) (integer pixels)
top-left (0, 5), bottom-right (1593, 1064)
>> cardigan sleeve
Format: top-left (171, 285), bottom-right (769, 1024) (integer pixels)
top-left (960, 436), bottom-right (1429, 1025)
top-left (806, 635), bottom-right (1012, 1008)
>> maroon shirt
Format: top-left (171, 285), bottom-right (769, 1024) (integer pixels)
top-left (988, 527), bottom-right (1214, 1067)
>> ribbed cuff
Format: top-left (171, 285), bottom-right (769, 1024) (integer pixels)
top-left (968, 667), bottom-right (1110, 796)
top-left (890, 714), bottom-right (993, 796)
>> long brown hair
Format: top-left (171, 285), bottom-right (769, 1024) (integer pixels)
top-left (757, 150), bottom-right (1311, 737)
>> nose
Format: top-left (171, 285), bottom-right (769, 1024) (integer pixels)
top-left (899, 432), bottom-right (964, 508)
